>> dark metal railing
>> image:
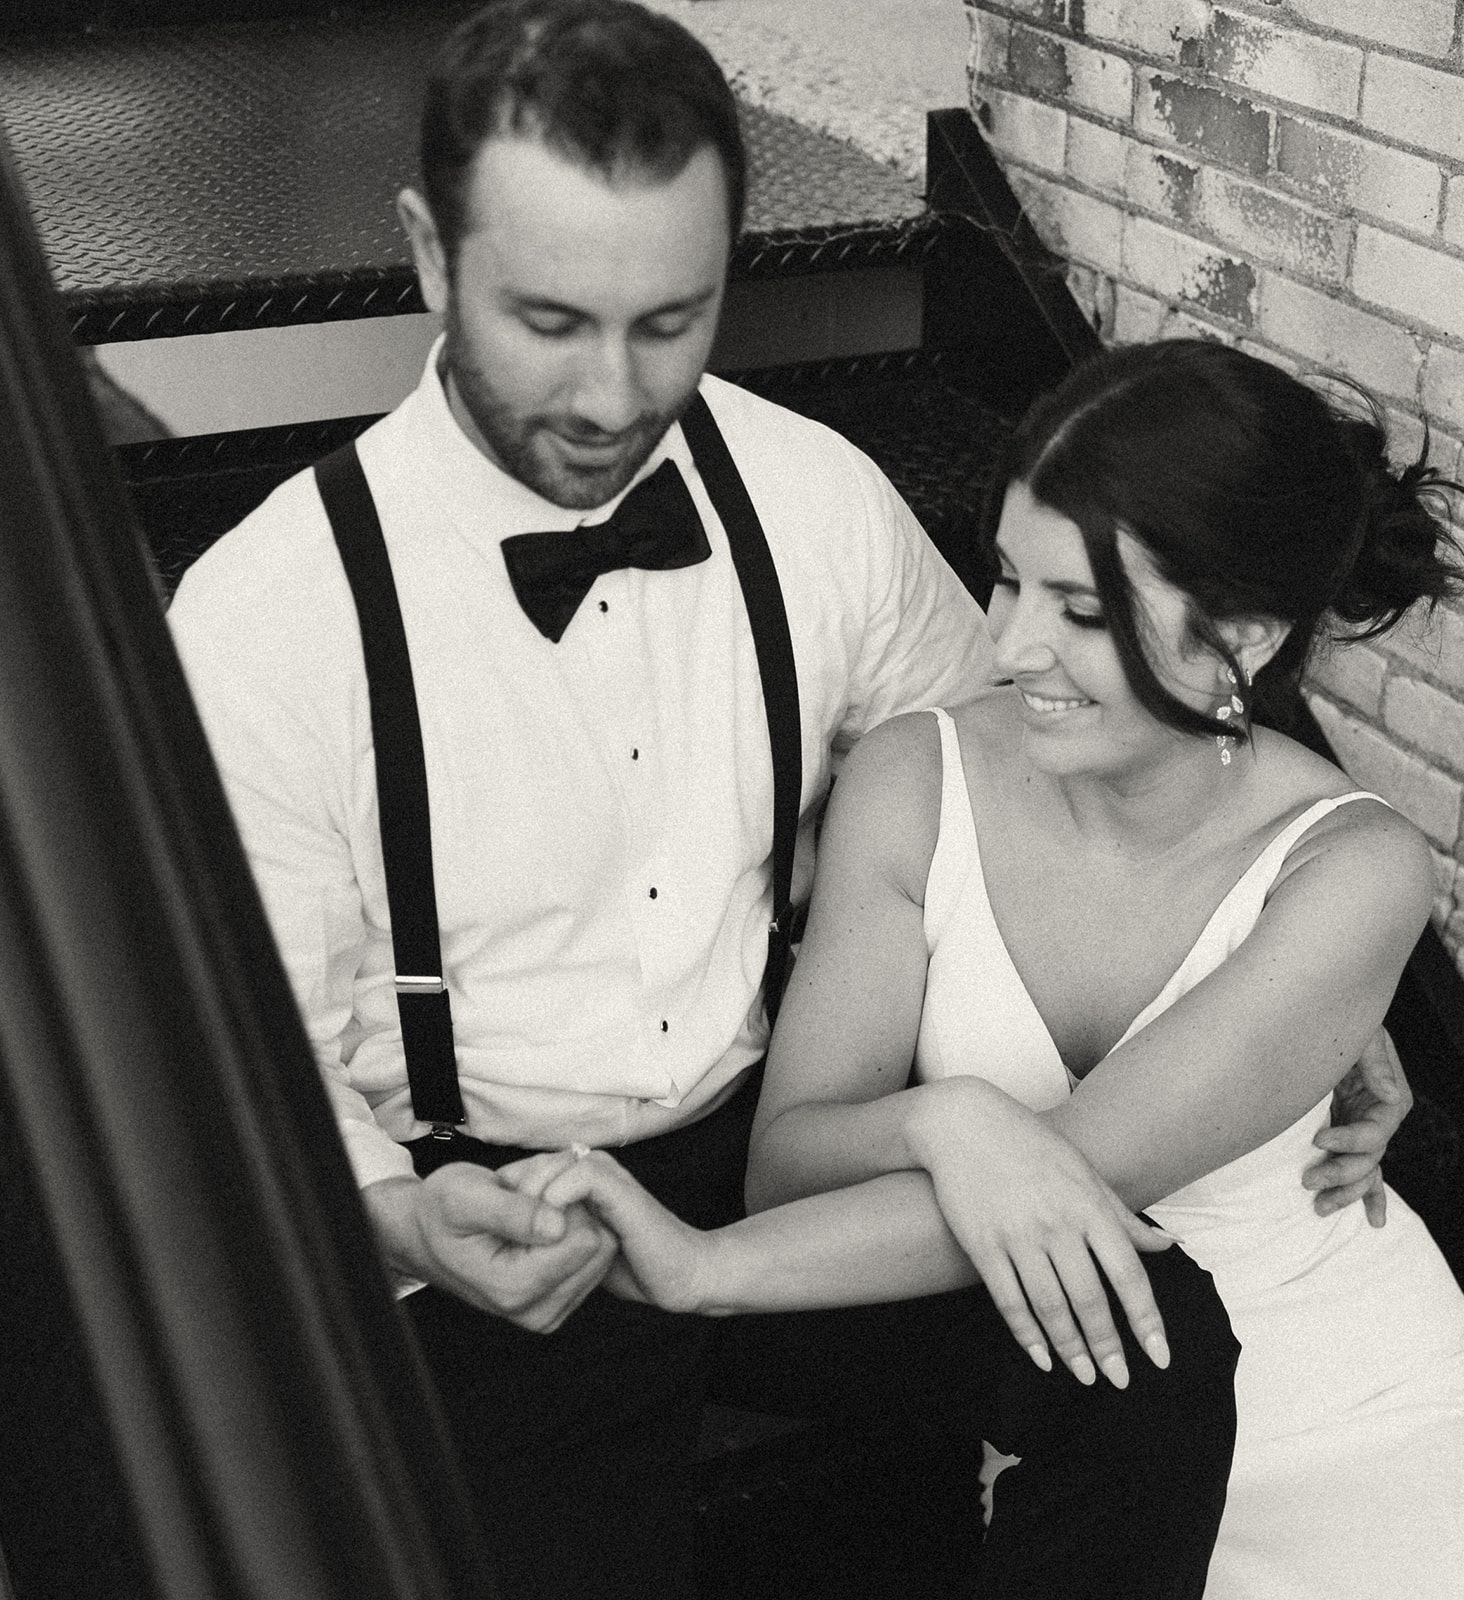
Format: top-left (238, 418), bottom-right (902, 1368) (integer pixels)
top-left (0, 130), bottom-right (496, 1600)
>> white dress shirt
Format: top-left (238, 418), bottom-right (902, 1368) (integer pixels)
top-left (170, 341), bottom-right (994, 1188)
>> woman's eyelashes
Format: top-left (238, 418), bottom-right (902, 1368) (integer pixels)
top-left (991, 573), bottom-right (1108, 631)
top-left (1063, 608), bottom-right (1109, 631)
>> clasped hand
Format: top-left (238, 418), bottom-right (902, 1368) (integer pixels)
top-left (362, 1163), bottom-right (619, 1333)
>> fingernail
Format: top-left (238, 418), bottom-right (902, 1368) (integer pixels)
top-left (534, 1206), bottom-right (565, 1242)
top-left (1100, 1353), bottom-right (1130, 1389)
top-left (1071, 1354), bottom-right (1097, 1386)
top-left (1026, 1343), bottom-right (1052, 1373)
top-left (1143, 1332), bottom-right (1171, 1370)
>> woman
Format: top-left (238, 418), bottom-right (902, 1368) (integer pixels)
top-left (522, 341), bottom-right (1464, 1596)
top-left (744, 339), bottom-right (1464, 1598)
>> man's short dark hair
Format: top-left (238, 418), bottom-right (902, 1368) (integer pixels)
top-left (421, 0), bottom-right (747, 266)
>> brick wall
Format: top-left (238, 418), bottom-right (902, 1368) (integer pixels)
top-left (964, 0), bottom-right (1464, 972)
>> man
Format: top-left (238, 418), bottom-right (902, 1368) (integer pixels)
top-left (169, 3), bottom-right (1401, 1595)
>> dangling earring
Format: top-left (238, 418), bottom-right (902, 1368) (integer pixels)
top-left (1215, 666), bottom-right (1245, 767)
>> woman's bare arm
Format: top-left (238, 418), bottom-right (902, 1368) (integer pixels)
top-left (1045, 802), bottom-right (1434, 1210)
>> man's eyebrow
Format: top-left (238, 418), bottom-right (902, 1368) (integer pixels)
top-left (992, 539), bottom-right (1099, 597)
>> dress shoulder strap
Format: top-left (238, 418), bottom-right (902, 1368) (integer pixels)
top-left (921, 707), bottom-right (979, 946)
top-left (1249, 790), bottom-right (1388, 887)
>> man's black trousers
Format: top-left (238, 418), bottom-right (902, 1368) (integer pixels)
top-left (403, 1068), bottom-right (1239, 1600)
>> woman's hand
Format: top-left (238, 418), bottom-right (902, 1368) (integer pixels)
top-left (498, 1148), bottom-right (714, 1314)
top-left (907, 1077), bottom-right (1173, 1389)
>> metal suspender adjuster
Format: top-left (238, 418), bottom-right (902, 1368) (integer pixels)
top-left (395, 975), bottom-right (445, 995)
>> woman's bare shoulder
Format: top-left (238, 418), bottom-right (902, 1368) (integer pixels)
top-left (830, 712), bottom-right (947, 902)
top-left (1252, 728), bottom-right (1435, 922)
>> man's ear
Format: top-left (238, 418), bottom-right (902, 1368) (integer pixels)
top-left (1219, 614), bottom-right (1291, 684)
top-left (396, 187), bottom-right (450, 316)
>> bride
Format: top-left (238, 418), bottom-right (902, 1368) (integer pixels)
top-left (510, 340), bottom-right (1464, 1596)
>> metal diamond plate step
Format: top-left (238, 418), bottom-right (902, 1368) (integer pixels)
top-left (0, 5), bottom-right (927, 344)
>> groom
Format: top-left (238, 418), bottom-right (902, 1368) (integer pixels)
top-left (169, 2), bottom-right (1406, 1594)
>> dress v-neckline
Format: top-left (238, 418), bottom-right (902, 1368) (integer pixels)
top-left (933, 708), bottom-right (1378, 1084)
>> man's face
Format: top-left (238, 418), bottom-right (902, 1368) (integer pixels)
top-left (404, 135), bottom-right (730, 510)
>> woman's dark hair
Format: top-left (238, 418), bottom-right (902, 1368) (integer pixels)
top-left (982, 338), bottom-right (1464, 744)
top-left (421, 0), bottom-right (746, 269)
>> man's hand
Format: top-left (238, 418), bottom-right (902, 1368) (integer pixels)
top-left (363, 1163), bottom-right (617, 1332)
top-left (1303, 1027), bottom-right (1413, 1227)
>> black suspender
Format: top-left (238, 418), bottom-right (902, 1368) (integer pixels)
top-left (677, 394), bottom-right (801, 1022)
top-left (315, 443), bottom-right (466, 1129)
top-left (313, 391), bottom-right (801, 1133)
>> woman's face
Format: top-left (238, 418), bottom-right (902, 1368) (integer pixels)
top-left (986, 481), bottom-right (1221, 781)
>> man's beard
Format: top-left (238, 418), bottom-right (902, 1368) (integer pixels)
top-left (442, 310), bottom-right (689, 511)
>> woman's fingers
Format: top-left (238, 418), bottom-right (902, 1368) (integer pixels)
top-left (498, 1147), bottom-right (586, 1203)
top-left (977, 1217), bottom-right (1172, 1389)
top-left (1027, 1242), bottom-right (1127, 1389)
top-left (970, 1251), bottom-right (1055, 1377)
top-left (1119, 1208), bottom-right (1176, 1253)
top-left (1088, 1220), bottom-right (1171, 1372)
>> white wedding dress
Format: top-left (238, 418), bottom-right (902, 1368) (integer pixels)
top-left (915, 708), bottom-right (1464, 1598)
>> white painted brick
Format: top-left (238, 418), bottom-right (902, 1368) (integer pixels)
top-left (1384, 674), bottom-right (1464, 773)
top-left (1380, 412), bottom-right (1464, 489)
top-left (1009, 169), bottom-right (1124, 271)
top-left (1206, 9), bottom-right (1362, 120)
top-left (1428, 848), bottom-right (1457, 922)
top-left (1445, 176), bottom-right (1464, 253)
top-left (1257, 273), bottom-right (1422, 400)
top-left (1083, 0), bottom-right (1212, 61)
top-left (1383, 407), bottom-right (1431, 472)
top-left (1361, 54), bottom-right (1464, 165)
top-left (1305, 640), bottom-right (1390, 718)
top-left (1378, 599), bottom-right (1464, 685)
top-left (1068, 117), bottom-right (1128, 193)
top-left (1065, 35), bottom-right (1135, 121)
top-left (996, 0), bottom-right (1071, 21)
top-left (970, 9), bottom-right (1011, 82)
top-left (1275, 116), bottom-right (1441, 236)
top-left (1155, 303), bottom-right (1235, 341)
top-left (1444, 908), bottom-right (1464, 970)
top-left (1063, 262), bottom-right (1113, 331)
top-left (1283, 0), bottom-right (1456, 58)
top-left (1352, 227), bottom-right (1464, 343)
top-left (1112, 283), bottom-right (1170, 342)
top-left (1236, 337), bottom-right (1300, 375)
top-left (1198, 169), bottom-right (1351, 283)
top-left (1307, 698), bottom-right (1463, 848)
top-left (982, 87), bottom-right (1068, 172)
top-left (1124, 141), bottom-right (1202, 222)
top-left (1122, 214), bottom-right (1259, 324)
top-left (1422, 345), bottom-right (1464, 438)
top-left (1135, 73), bottom-right (1273, 176)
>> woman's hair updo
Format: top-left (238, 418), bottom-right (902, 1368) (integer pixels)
top-left (982, 338), bottom-right (1464, 744)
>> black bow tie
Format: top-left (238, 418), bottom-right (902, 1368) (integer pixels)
top-left (500, 459), bottom-right (712, 642)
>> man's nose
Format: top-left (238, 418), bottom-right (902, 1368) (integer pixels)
top-left (568, 335), bottom-right (643, 433)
